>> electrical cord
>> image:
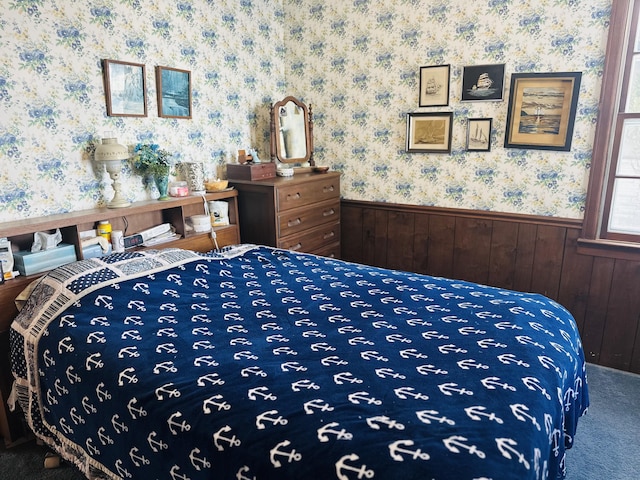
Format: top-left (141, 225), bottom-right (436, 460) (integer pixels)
top-left (201, 193), bottom-right (219, 251)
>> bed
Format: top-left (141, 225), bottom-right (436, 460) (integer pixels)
top-left (9, 244), bottom-right (588, 480)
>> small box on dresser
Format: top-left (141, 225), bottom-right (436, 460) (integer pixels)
top-left (227, 162), bottom-right (276, 181)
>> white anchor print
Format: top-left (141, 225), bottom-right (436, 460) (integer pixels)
top-left (335, 454), bottom-right (374, 480)
top-left (269, 440), bottom-right (302, 468)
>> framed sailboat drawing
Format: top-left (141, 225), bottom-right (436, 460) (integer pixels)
top-left (419, 64), bottom-right (450, 107)
top-left (467, 118), bottom-right (492, 152)
top-left (504, 72), bottom-right (581, 151)
top-left (461, 64), bottom-right (505, 102)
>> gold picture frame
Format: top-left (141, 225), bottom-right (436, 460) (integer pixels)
top-left (406, 112), bottom-right (453, 153)
top-left (504, 72), bottom-right (581, 151)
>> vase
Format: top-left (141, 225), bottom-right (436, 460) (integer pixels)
top-left (155, 175), bottom-right (170, 201)
top-left (178, 162), bottom-right (205, 193)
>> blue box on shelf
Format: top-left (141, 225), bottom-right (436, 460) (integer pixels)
top-left (12, 243), bottom-right (77, 276)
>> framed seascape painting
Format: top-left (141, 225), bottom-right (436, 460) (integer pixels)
top-left (461, 63), bottom-right (505, 102)
top-left (406, 112), bottom-right (453, 153)
top-left (467, 118), bottom-right (492, 152)
top-left (419, 64), bottom-right (450, 107)
top-left (504, 72), bottom-right (581, 151)
top-left (102, 59), bottom-right (147, 117)
top-left (156, 66), bottom-right (192, 119)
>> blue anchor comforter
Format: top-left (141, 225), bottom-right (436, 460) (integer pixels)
top-left (10, 245), bottom-right (588, 480)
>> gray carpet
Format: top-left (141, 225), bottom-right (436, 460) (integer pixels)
top-left (1, 363), bottom-right (638, 479)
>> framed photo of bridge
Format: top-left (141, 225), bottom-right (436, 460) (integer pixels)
top-left (156, 66), bottom-right (192, 119)
top-left (504, 72), bottom-right (581, 151)
top-left (461, 63), bottom-right (505, 102)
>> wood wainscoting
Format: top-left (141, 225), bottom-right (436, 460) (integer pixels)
top-left (341, 200), bottom-right (640, 374)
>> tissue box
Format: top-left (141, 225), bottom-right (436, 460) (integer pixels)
top-left (13, 244), bottom-right (77, 276)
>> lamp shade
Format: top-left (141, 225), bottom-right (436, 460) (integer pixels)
top-left (94, 137), bottom-right (129, 162)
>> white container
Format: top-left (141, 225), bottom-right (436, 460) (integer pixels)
top-left (208, 201), bottom-right (229, 226)
top-left (189, 214), bottom-right (211, 233)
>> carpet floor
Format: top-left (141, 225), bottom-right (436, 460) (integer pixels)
top-left (1, 362), bottom-right (638, 479)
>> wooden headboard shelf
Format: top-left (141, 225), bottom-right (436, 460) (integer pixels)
top-left (0, 190), bottom-right (240, 446)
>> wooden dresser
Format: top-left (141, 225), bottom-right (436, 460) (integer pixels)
top-left (231, 171), bottom-right (340, 257)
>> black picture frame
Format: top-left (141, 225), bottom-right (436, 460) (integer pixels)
top-left (467, 118), bottom-right (492, 152)
top-left (504, 72), bottom-right (582, 151)
top-left (102, 59), bottom-right (147, 117)
top-left (418, 64), bottom-right (450, 107)
top-left (156, 66), bottom-right (192, 119)
top-left (461, 63), bottom-right (505, 102)
top-left (406, 112), bottom-right (453, 153)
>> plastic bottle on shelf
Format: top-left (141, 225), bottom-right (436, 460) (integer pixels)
top-left (97, 220), bottom-right (112, 243)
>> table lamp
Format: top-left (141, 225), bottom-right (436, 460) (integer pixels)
top-left (94, 135), bottom-right (130, 208)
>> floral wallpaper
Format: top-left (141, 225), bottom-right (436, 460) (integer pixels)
top-left (0, 0), bottom-right (612, 223)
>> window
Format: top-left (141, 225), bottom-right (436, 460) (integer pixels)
top-left (583, 0), bottom-right (640, 252)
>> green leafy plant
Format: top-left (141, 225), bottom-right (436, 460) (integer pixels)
top-left (131, 143), bottom-right (173, 177)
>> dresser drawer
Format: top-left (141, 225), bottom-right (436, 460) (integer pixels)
top-left (276, 176), bottom-right (339, 211)
top-left (278, 221), bottom-right (340, 253)
top-left (277, 199), bottom-right (340, 238)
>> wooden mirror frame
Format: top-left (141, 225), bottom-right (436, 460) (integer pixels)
top-left (270, 96), bottom-right (314, 165)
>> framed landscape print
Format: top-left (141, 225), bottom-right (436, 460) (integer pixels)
top-left (156, 66), bottom-right (192, 119)
top-left (102, 59), bottom-right (147, 117)
top-left (406, 112), bottom-right (453, 153)
top-left (504, 72), bottom-right (581, 151)
top-left (419, 64), bottom-right (450, 107)
top-left (461, 63), bottom-right (505, 102)
top-left (467, 118), bottom-right (492, 152)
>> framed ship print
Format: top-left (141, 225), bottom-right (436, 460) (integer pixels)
top-left (102, 59), bottom-right (147, 117)
top-left (419, 64), bottom-right (450, 107)
top-left (406, 112), bottom-right (453, 153)
top-left (504, 72), bottom-right (581, 151)
top-left (461, 64), bottom-right (505, 102)
top-left (466, 118), bottom-right (492, 152)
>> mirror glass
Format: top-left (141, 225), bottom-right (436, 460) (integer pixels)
top-left (270, 96), bottom-right (314, 165)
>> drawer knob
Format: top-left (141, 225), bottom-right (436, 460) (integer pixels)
top-left (290, 243), bottom-right (302, 251)
top-left (323, 231), bottom-right (335, 240)
top-left (288, 192), bottom-right (302, 200)
top-left (288, 218), bottom-right (302, 227)
top-left (323, 185), bottom-right (335, 192)
top-left (323, 208), bottom-right (335, 217)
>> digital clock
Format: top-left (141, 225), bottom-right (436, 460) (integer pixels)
top-left (123, 234), bottom-right (144, 249)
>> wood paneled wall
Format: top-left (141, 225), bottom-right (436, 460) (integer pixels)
top-left (341, 200), bottom-right (640, 374)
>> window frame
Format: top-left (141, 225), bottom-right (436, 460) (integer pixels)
top-left (580, 0), bottom-right (640, 257)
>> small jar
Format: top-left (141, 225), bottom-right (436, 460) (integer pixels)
top-left (169, 181), bottom-right (189, 197)
top-left (97, 220), bottom-right (112, 242)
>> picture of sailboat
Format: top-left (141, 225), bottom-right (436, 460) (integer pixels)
top-left (471, 123), bottom-right (488, 143)
top-left (473, 73), bottom-right (494, 91)
top-left (467, 119), bottom-right (492, 151)
top-left (424, 77), bottom-right (441, 96)
top-left (461, 64), bottom-right (505, 101)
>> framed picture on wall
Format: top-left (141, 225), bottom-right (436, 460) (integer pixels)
top-left (467, 118), bottom-right (492, 152)
top-left (406, 112), bottom-right (453, 153)
top-left (418, 64), bottom-right (450, 107)
top-left (504, 72), bottom-right (582, 151)
top-left (156, 66), bottom-right (192, 119)
top-left (102, 59), bottom-right (147, 117)
top-left (461, 63), bottom-right (505, 102)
